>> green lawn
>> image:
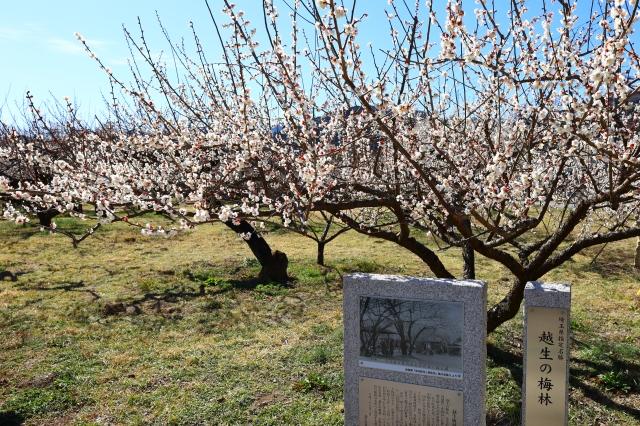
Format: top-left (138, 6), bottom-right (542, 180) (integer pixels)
top-left (0, 219), bottom-right (639, 425)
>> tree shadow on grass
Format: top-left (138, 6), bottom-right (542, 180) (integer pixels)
top-left (228, 277), bottom-right (295, 289)
top-left (0, 411), bottom-right (25, 426)
top-left (576, 245), bottom-right (639, 280)
top-left (101, 284), bottom-right (210, 316)
top-left (20, 280), bottom-right (101, 300)
top-left (226, 278), bottom-right (264, 290)
top-left (16, 279), bottom-right (203, 316)
top-left (580, 260), bottom-right (638, 280)
top-left (1, 226), bottom-right (41, 241)
top-left (487, 342), bottom-right (640, 422)
top-left (18, 274), bottom-right (295, 318)
top-left (101, 278), bottom-right (292, 316)
top-left (487, 344), bottom-right (523, 384)
top-left (0, 271), bottom-right (27, 282)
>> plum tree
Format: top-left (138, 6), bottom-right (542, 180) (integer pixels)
top-left (2, 0), bottom-right (640, 331)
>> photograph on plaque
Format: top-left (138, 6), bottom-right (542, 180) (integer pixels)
top-left (359, 296), bottom-right (463, 378)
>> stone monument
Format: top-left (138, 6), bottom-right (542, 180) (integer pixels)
top-left (522, 281), bottom-right (571, 426)
top-left (343, 273), bottom-right (487, 425)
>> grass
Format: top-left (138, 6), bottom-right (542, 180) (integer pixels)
top-left (0, 219), bottom-right (639, 425)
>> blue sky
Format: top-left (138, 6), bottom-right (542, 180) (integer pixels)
top-left (0, 1), bottom-right (229, 122)
top-left (0, 1), bottom-right (388, 121)
top-left (0, 1), bottom-right (618, 124)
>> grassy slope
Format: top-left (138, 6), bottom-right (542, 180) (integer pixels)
top-left (0, 219), bottom-right (639, 425)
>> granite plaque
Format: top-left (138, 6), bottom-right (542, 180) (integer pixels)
top-left (344, 273), bottom-right (487, 426)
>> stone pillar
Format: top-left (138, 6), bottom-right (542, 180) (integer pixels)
top-left (522, 282), bottom-right (571, 426)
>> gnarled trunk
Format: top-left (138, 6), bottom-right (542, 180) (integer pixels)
top-left (486, 277), bottom-right (527, 333)
top-left (37, 208), bottom-right (58, 227)
top-left (223, 219), bottom-right (289, 284)
top-left (635, 237), bottom-right (640, 270)
top-left (462, 245), bottom-right (475, 279)
top-left (258, 250), bottom-right (289, 284)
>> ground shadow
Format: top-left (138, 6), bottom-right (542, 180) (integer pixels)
top-left (0, 271), bottom-right (27, 282)
top-left (227, 277), bottom-right (294, 290)
top-left (227, 278), bottom-right (264, 290)
top-left (21, 280), bottom-right (101, 300)
top-left (0, 411), bottom-right (25, 426)
top-left (582, 261), bottom-right (638, 280)
top-left (102, 277), bottom-right (293, 314)
top-left (15, 273), bottom-right (295, 318)
top-left (487, 342), bottom-right (640, 422)
top-left (1, 226), bottom-right (41, 241)
top-left (101, 284), bottom-right (209, 316)
top-left (577, 244), bottom-right (640, 279)
top-left (487, 343), bottom-right (523, 384)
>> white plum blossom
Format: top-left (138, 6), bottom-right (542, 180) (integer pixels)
top-left (194, 209), bottom-right (211, 222)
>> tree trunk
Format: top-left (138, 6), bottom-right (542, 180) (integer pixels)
top-left (486, 278), bottom-right (527, 333)
top-left (400, 337), bottom-right (408, 356)
top-left (395, 323), bottom-right (408, 355)
top-left (37, 209), bottom-right (58, 227)
top-left (258, 250), bottom-right (289, 284)
top-left (461, 218), bottom-right (475, 279)
top-left (635, 237), bottom-right (640, 270)
top-left (223, 219), bottom-right (289, 284)
top-left (462, 245), bottom-right (475, 279)
top-left (317, 241), bottom-right (326, 266)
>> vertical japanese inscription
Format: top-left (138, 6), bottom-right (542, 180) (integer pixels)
top-left (524, 306), bottom-right (568, 425)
